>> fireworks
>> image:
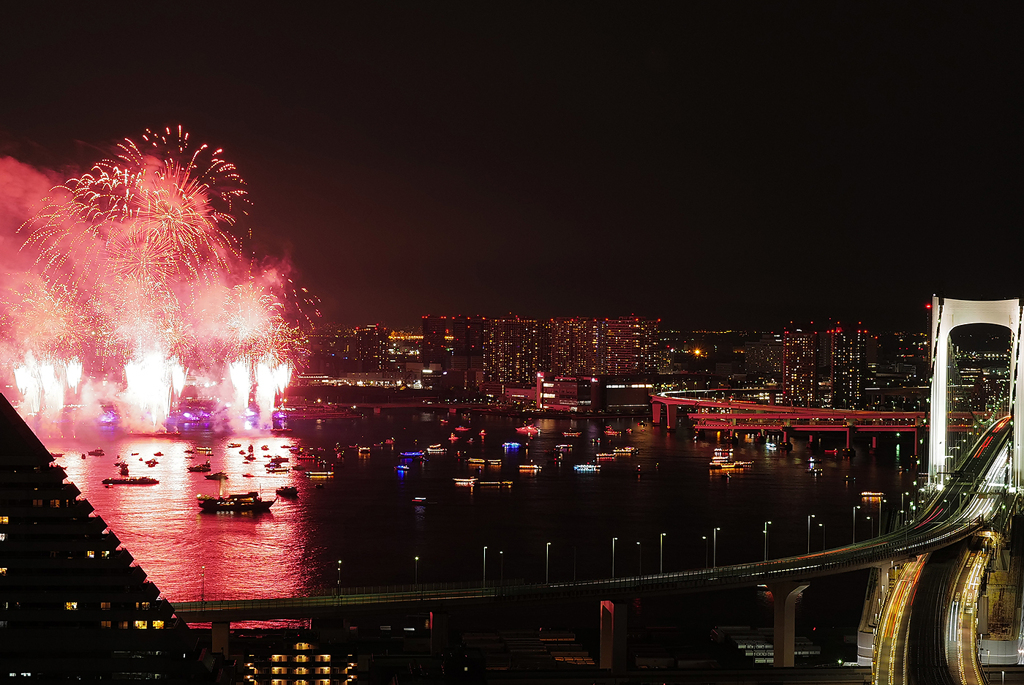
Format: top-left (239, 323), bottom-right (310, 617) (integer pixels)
top-left (9, 127), bottom-right (308, 430)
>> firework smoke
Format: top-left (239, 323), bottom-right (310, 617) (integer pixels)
top-left (3, 127), bottom-right (309, 431)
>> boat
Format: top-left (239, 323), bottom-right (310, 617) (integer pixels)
top-left (102, 476), bottom-right (159, 485)
top-left (276, 485), bottom-right (298, 497)
top-left (395, 464), bottom-right (410, 471)
top-left (265, 465), bottom-right (289, 474)
top-left (448, 433), bottom-right (460, 442)
top-left (87, 449), bottom-right (105, 456)
top-left (467, 458), bottom-right (485, 465)
top-left (603, 428), bottom-right (620, 437)
top-left (426, 444), bottom-right (446, 454)
top-left (454, 426), bottom-right (471, 432)
top-left (708, 460), bottom-right (753, 470)
top-left (823, 448), bottom-right (839, 455)
top-left (574, 463), bottom-right (600, 472)
top-left (50, 452), bottom-right (63, 459)
top-left (227, 443), bottom-right (242, 448)
top-left (358, 446), bottom-right (371, 454)
top-left (305, 471), bottom-right (335, 478)
top-left (261, 445), bottom-right (270, 450)
top-left (145, 459), bottom-right (158, 467)
top-left (400, 451), bottom-right (424, 457)
top-left (197, 491), bottom-right (275, 513)
top-left (486, 459), bottom-right (502, 466)
top-left (242, 473), bottom-right (254, 478)
top-left (502, 442), bottom-right (521, 450)
top-left (412, 496), bottom-right (437, 505)
top-left (596, 453), bottom-right (616, 461)
top-left (453, 477), bottom-right (478, 486)
top-left (613, 446), bottom-right (637, 455)
top-left (195, 446), bottom-right (213, 454)
top-left (187, 461), bottom-right (212, 472)
top-left (205, 471), bottom-right (229, 480)
top-left (478, 480), bottom-right (513, 488)
top-left (519, 464), bottom-right (542, 472)
top-left (562, 431), bottom-right (581, 438)
top-left (152, 452), bottom-right (163, 457)
top-left (479, 430), bottom-right (486, 436)
top-left (516, 425), bottom-right (540, 436)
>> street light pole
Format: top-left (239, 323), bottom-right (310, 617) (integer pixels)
top-left (852, 505), bottom-right (861, 544)
top-left (819, 522), bottom-right (825, 550)
top-left (415, 556), bottom-right (419, 585)
top-left (545, 542), bottom-right (550, 583)
top-left (637, 541), bottom-right (642, 576)
top-left (500, 551), bottom-right (504, 584)
top-left (611, 537), bottom-right (617, 578)
top-left (659, 533), bottom-right (666, 574)
top-left (702, 535), bottom-right (708, 568)
top-left (806, 515), bottom-right (815, 554)
top-left (201, 565), bottom-right (206, 604)
top-left (482, 546), bottom-right (487, 588)
top-left (763, 521), bottom-right (772, 561)
top-left (713, 527), bottom-right (721, 569)
top-left (336, 560), bottom-right (342, 595)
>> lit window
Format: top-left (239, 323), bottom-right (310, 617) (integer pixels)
top-left (100, 602), bottom-right (111, 610)
top-left (101, 550), bottom-right (110, 559)
top-left (271, 667), bottom-right (287, 675)
top-left (119, 621), bottom-right (129, 629)
top-left (295, 655), bottom-right (309, 662)
top-left (65, 602), bottom-right (78, 610)
top-left (100, 620), bottom-right (112, 629)
top-left (0, 534), bottom-right (5, 542)
top-left (32, 500), bottom-right (42, 508)
top-left (136, 601), bottom-right (150, 610)
top-left (86, 550), bottom-right (94, 558)
top-left (152, 620), bottom-right (164, 630)
top-left (134, 620), bottom-right (147, 629)
top-left (295, 667), bottom-right (309, 675)
top-left (0, 516), bottom-right (7, 524)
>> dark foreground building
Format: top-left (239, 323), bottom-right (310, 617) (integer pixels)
top-left (0, 393), bottom-right (227, 681)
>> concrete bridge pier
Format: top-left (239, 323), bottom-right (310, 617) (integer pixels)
top-left (212, 621), bottom-right (230, 656)
top-left (599, 600), bottom-right (627, 674)
top-left (651, 401), bottom-right (661, 426)
top-left (665, 404), bottom-right (677, 432)
top-left (430, 611), bottom-right (449, 655)
top-left (768, 581), bottom-right (809, 667)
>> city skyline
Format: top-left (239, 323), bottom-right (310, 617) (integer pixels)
top-left (1, 6), bottom-right (1020, 332)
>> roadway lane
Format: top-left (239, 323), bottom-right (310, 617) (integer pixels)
top-left (947, 540), bottom-right (988, 685)
top-left (874, 554), bottom-right (927, 685)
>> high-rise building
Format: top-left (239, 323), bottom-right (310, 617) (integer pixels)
top-left (745, 333), bottom-right (784, 378)
top-left (602, 317), bottom-right (659, 375)
top-left (549, 317), bottom-right (602, 376)
top-left (354, 323), bottom-right (389, 373)
top-left (0, 394), bottom-right (218, 679)
top-left (829, 325), bottom-right (869, 409)
top-left (421, 316), bottom-right (450, 368)
top-left (782, 327), bottom-right (817, 406)
top-left (448, 316), bottom-right (486, 371)
top-left (485, 317), bottom-right (542, 384)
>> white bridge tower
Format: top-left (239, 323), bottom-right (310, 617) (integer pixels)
top-left (928, 296), bottom-right (1024, 489)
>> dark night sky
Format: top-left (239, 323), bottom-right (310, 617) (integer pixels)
top-left (1, 4), bottom-right (1021, 331)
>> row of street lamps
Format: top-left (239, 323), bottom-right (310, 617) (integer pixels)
top-left (332, 495), bottom-right (919, 589)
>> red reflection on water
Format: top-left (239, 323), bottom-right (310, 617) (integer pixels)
top-left (48, 434), bottom-right (318, 603)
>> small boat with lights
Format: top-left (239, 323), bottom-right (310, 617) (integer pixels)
top-left (197, 491), bottom-right (275, 513)
top-left (467, 457), bottom-right (485, 465)
top-left (426, 444), bottom-right (446, 454)
top-left (205, 471), bottom-right (229, 480)
top-left (574, 463), bottom-right (600, 472)
top-left (395, 464), bottom-right (410, 471)
top-left (227, 443), bottom-right (242, 448)
top-left (187, 461), bottom-right (212, 472)
top-left (519, 464), bottom-right (542, 472)
top-left (305, 471), bottom-right (335, 478)
top-left (103, 476), bottom-right (159, 485)
top-left (515, 425), bottom-right (540, 436)
top-left (276, 485), bottom-right (298, 497)
top-left (562, 431), bottom-right (581, 438)
top-left (502, 442), bottom-right (521, 450)
top-left (478, 480), bottom-right (513, 488)
top-left (453, 477), bottom-right (478, 486)
top-left (87, 449), bottom-right (105, 456)
top-left (454, 426), bottom-right (471, 432)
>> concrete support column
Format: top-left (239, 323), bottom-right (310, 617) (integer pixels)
top-left (665, 405), bottom-right (677, 432)
top-left (872, 436), bottom-right (877, 450)
top-left (599, 600), bottom-right (627, 674)
top-left (846, 428), bottom-right (851, 449)
top-left (374, 406), bottom-right (382, 414)
top-left (449, 407), bottom-right (457, 414)
top-left (768, 581), bottom-right (809, 667)
top-left (650, 401), bottom-right (661, 426)
top-left (430, 611), bottom-right (449, 656)
top-left (211, 621), bottom-right (230, 656)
